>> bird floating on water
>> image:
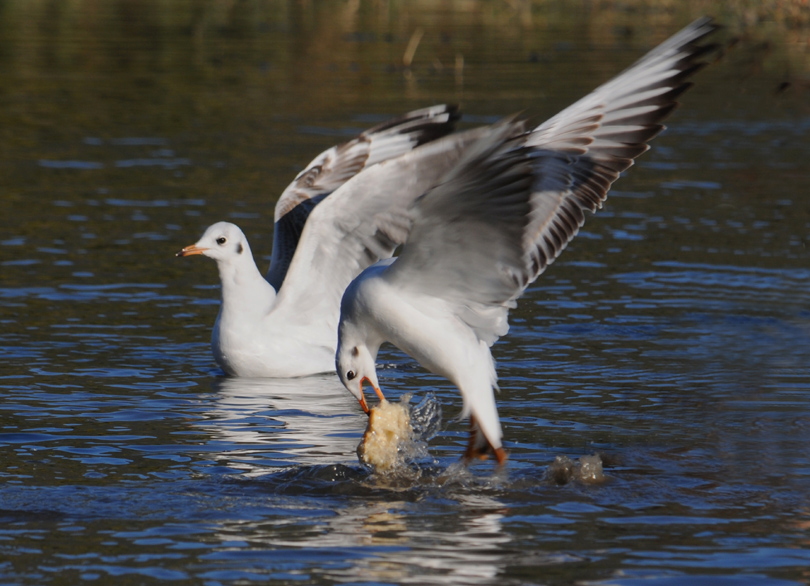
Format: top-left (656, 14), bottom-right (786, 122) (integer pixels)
top-left (335, 18), bottom-right (719, 465)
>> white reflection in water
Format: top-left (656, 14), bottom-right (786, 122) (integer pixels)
top-left (201, 375), bottom-right (365, 473)
top-left (202, 494), bottom-right (522, 585)
top-left (316, 495), bottom-right (514, 585)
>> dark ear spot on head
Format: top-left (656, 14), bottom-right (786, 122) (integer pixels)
top-left (236, 243), bottom-right (243, 254)
top-left (351, 347), bottom-right (359, 357)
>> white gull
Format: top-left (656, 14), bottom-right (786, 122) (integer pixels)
top-left (335, 18), bottom-right (719, 464)
top-left (178, 104), bottom-right (478, 377)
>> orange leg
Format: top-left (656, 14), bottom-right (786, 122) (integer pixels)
top-left (463, 414), bottom-right (508, 466)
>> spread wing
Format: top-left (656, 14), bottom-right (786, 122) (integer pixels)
top-left (268, 127), bottom-right (492, 347)
top-left (385, 17), bottom-right (719, 346)
top-left (266, 104), bottom-right (460, 289)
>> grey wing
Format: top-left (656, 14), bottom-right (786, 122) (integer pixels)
top-left (386, 17), bottom-right (719, 346)
top-left (384, 120), bottom-right (534, 344)
top-left (266, 104), bottom-right (461, 290)
top-left (520, 16), bottom-right (718, 285)
top-left (269, 127), bottom-right (490, 346)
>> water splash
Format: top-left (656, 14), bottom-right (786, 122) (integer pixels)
top-left (357, 392), bottom-right (443, 478)
top-left (546, 454), bottom-right (606, 485)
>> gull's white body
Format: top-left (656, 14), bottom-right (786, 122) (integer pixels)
top-left (341, 263), bottom-right (502, 447)
top-left (201, 226), bottom-right (333, 377)
top-left (336, 18), bottom-right (719, 460)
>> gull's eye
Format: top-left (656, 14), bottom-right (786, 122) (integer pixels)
top-left (346, 370), bottom-right (356, 381)
top-left (216, 237), bottom-right (227, 245)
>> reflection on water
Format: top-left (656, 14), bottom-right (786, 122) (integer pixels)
top-left (1, 1), bottom-right (809, 585)
top-left (204, 376), bottom-right (364, 472)
top-left (319, 495), bottom-right (513, 585)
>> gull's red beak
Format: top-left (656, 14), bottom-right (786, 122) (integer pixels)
top-left (176, 245), bottom-right (207, 257)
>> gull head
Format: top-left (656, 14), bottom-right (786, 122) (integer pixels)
top-left (336, 338), bottom-right (381, 415)
top-left (176, 222), bottom-right (249, 262)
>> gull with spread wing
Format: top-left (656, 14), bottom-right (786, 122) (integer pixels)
top-left (335, 18), bottom-right (719, 464)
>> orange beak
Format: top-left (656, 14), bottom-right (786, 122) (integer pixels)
top-left (176, 245), bottom-right (207, 257)
top-left (357, 393), bottom-right (370, 415)
top-left (358, 376), bottom-right (386, 415)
